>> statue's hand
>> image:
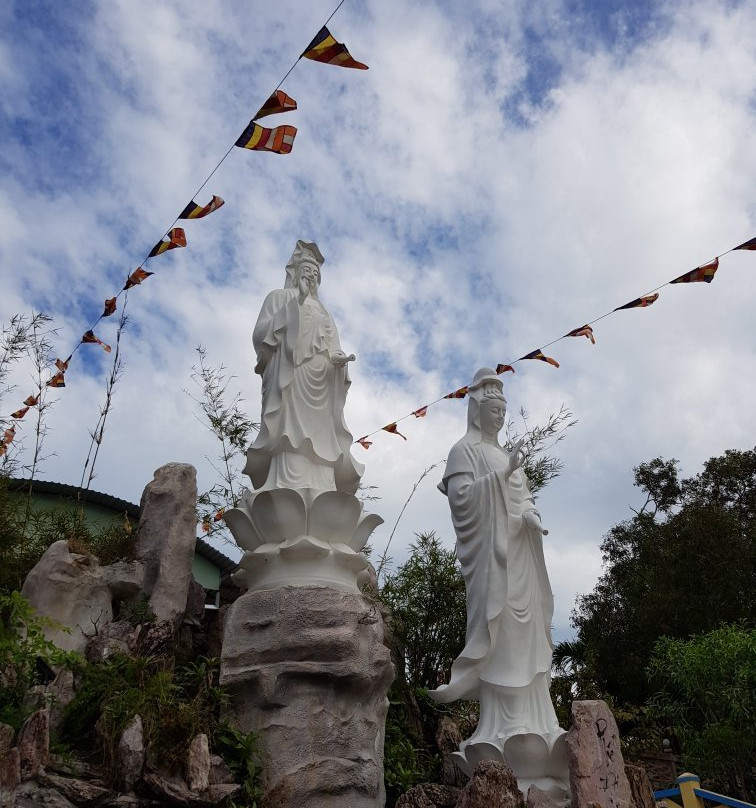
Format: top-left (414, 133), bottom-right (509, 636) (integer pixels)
top-left (330, 350), bottom-right (348, 367)
top-left (506, 437), bottom-right (526, 477)
top-left (523, 508), bottom-right (549, 536)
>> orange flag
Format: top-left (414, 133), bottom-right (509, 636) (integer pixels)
top-left (565, 325), bottom-right (595, 343)
top-left (124, 267), bottom-right (153, 290)
top-left (357, 436), bottom-right (373, 449)
top-left (24, 394), bottom-right (39, 406)
top-left (55, 357), bottom-right (70, 372)
top-left (102, 297), bottom-right (117, 317)
top-left (3, 426), bottom-right (16, 444)
top-left (734, 236), bottom-right (756, 250)
top-left (519, 349), bottom-right (560, 368)
top-left (179, 195), bottom-right (225, 220)
top-left (254, 90), bottom-right (297, 120)
top-left (47, 371), bottom-right (66, 388)
top-left (614, 293), bottom-right (659, 311)
top-left (11, 406), bottom-right (29, 419)
top-left (148, 227), bottom-right (186, 258)
top-left (383, 423), bottom-right (407, 440)
top-left (670, 258), bottom-right (719, 284)
top-left (444, 386), bottom-right (469, 399)
top-left (496, 364), bottom-right (515, 375)
top-left (82, 330), bottom-right (112, 353)
top-left (413, 406), bottom-right (428, 418)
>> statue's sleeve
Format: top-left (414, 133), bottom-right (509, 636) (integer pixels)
top-left (253, 289), bottom-right (297, 375)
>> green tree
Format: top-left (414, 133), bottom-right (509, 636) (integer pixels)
top-left (571, 449), bottom-right (755, 707)
top-left (647, 624), bottom-right (756, 801)
top-left (382, 531), bottom-right (467, 691)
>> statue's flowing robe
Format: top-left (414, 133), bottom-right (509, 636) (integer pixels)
top-left (245, 288), bottom-right (363, 494)
top-left (431, 436), bottom-right (558, 739)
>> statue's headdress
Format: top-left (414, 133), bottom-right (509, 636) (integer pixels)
top-left (466, 367), bottom-right (506, 436)
top-left (284, 240), bottom-right (325, 288)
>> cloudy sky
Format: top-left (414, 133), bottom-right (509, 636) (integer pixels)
top-left (2, 0), bottom-right (755, 639)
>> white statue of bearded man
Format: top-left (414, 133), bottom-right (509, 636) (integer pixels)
top-left (430, 367), bottom-right (568, 798)
top-left (244, 240), bottom-right (363, 495)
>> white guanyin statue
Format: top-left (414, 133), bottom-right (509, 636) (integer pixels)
top-left (225, 241), bottom-right (381, 592)
top-left (429, 367), bottom-right (569, 801)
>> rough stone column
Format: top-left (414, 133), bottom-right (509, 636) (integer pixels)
top-left (220, 586), bottom-right (394, 808)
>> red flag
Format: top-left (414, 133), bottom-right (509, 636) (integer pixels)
top-left (213, 509), bottom-right (225, 522)
top-left (148, 227), bottom-right (186, 258)
top-left (47, 371), bottom-right (66, 388)
top-left (24, 394), bottom-right (39, 406)
top-left (670, 258), bottom-right (719, 284)
top-left (179, 195), bottom-right (225, 220)
top-left (201, 518), bottom-right (211, 533)
top-left (383, 423), bottom-right (407, 440)
top-left (235, 121), bottom-right (297, 154)
top-left (614, 293), bottom-right (659, 311)
top-left (519, 349), bottom-right (560, 368)
top-left (82, 330), bottom-right (112, 353)
top-left (413, 406), bottom-right (428, 418)
top-left (11, 406), bottom-right (29, 419)
top-left (302, 26), bottom-right (369, 70)
top-left (254, 90), bottom-right (297, 120)
top-left (102, 297), bottom-right (117, 317)
top-left (55, 357), bottom-right (70, 372)
top-left (734, 236), bottom-right (756, 250)
top-left (565, 325), bottom-right (595, 343)
top-left (444, 386), bottom-right (469, 399)
top-left (357, 436), bottom-right (373, 449)
top-left (3, 426), bottom-right (15, 444)
top-left (124, 267), bottom-right (153, 290)
top-left (496, 364), bottom-right (515, 375)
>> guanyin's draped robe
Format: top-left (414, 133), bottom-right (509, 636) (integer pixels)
top-left (245, 288), bottom-right (363, 494)
top-left (431, 435), bottom-right (560, 742)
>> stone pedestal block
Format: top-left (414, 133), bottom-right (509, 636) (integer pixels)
top-left (220, 586), bottom-right (394, 808)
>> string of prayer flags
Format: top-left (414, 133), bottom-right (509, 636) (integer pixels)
top-left (148, 228), bottom-right (186, 258)
top-left (102, 298), bottom-right (117, 317)
top-left (11, 406), bottom-right (29, 420)
top-left (734, 236), bottom-right (756, 251)
top-left (413, 406), bottom-right (428, 418)
top-left (671, 258), bottom-right (719, 284)
top-left (496, 364), bottom-right (515, 374)
top-left (302, 27), bottom-right (368, 70)
top-left (254, 90), bottom-right (297, 120)
top-left (81, 330), bottom-right (112, 353)
top-left (614, 293), bottom-right (659, 311)
top-left (357, 436), bottom-right (373, 449)
top-left (235, 121), bottom-right (297, 154)
top-left (566, 324), bottom-right (596, 343)
top-left (383, 423), bottom-right (407, 440)
top-left (520, 349), bottom-right (560, 368)
top-left (444, 386), bottom-right (469, 399)
top-left (179, 195), bottom-right (225, 220)
top-left (124, 268), bottom-right (153, 290)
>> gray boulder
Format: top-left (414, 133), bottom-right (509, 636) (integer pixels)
top-left (135, 463), bottom-right (198, 626)
top-left (221, 585), bottom-right (394, 808)
top-left (18, 708), bottom-right (49, 781)
top-left (455, 760), bottom-right (523, 808)
top-left (21, 541), bottom-right (112, 653)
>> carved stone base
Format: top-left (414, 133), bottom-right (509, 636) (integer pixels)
top-left (220, 586), bottom-right (395, 808)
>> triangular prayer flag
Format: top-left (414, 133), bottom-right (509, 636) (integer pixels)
top-left (496, 364), bottom-right (515, 375)
top-left (302, 26), bottom-right (368, 70)
top-left (82, 330), bottom-right (112, 353)
top-left (47, 371), bottom-right (66, 388)
top-left (102, 297), bottom-right (117, 317)
top-left (565, 325), bottom-right (595, 344)
top-left (201, 518), bottom-right (211, 533)
top-left (124, 267), bottom-right (153, 290)
top-left (519, 349), bottom-right (560, 368)
top-left (670, 258), bottom-right (719, 284)
top-left (357, 436), bottom-right (373, 449)
top-left (55, 357), bottom-right (70, 372)
top-left (444, 386), bottom-right (469, 399)
top-left (734, 236), bottom-right (756, 251)
top-left (179, 195), bottom-right (225, 220)
top-left (235, 122), bottom-right (297, 154)
top-left (11, 406), bottom-right (29, 419)
top-left (24, 394), bottom-right (39, 407)
top-left (213, 509), bottom-right (225, 522)
top-left (3, 427), bottom-right (15, 443)
top-left (254, 90), bottom-right (298, 120)
top-left (413, 406), bottom-right (428, 418)
top-left (148, 227), bottom-right (186, 258)
top-left (614, 293), bottom-right (659, 311)
top-left (383, 423), bottom-right (407, 440)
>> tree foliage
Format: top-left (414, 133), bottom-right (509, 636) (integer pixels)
top-left (571, 449), bottom-right (755, 707)
top-left (648, 624), bottom-right (756, 800)
top-left (382, 531), bottom-right (467, 691)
